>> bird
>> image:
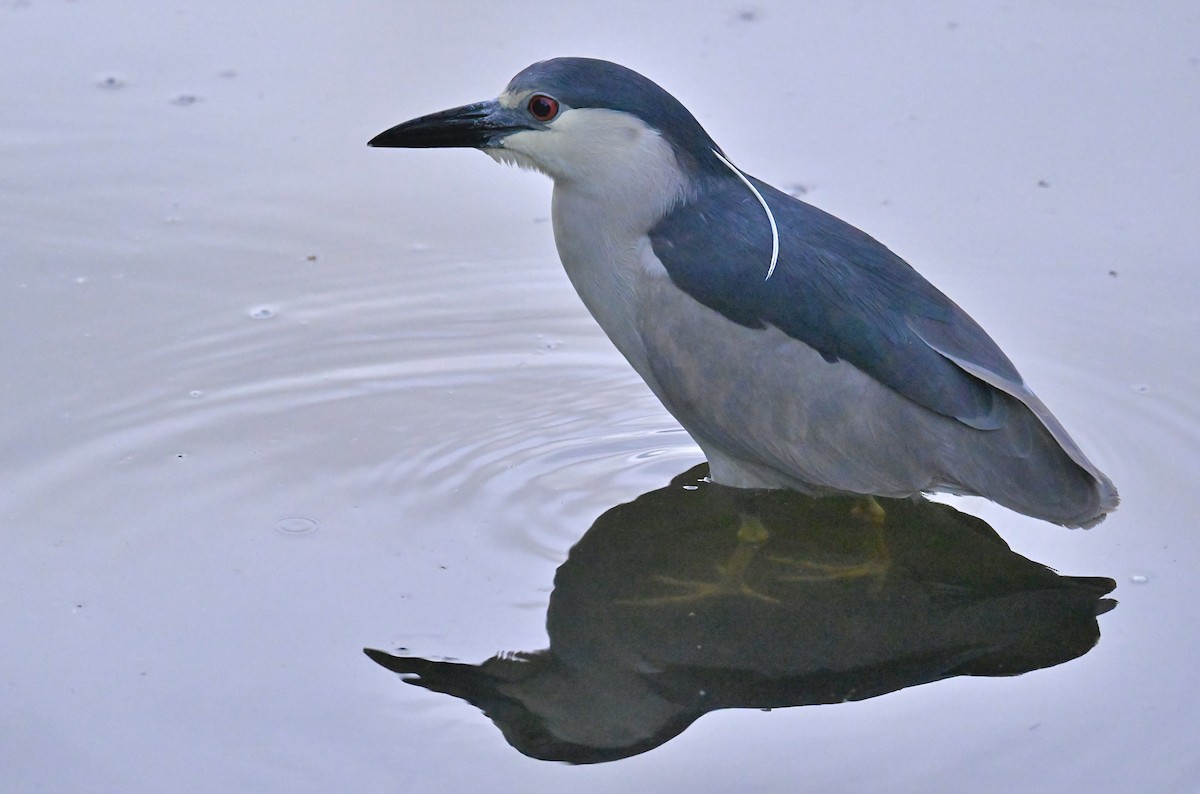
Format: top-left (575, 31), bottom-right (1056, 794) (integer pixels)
top-left (368, 57), bottom-right (1118, 528)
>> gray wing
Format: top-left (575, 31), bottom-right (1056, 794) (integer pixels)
top-left (648, 177), bottom-right (1024, 431)
top-left (908, 316), bottom-right (1106, 480)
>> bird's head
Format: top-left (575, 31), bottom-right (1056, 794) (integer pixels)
top-left (370, 58), bottom-right (728, 200)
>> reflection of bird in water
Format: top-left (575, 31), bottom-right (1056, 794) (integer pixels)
top-left (370, 57), bottom-right (1118, 527)
top-left (366, 466), bottom-right (1117, 764)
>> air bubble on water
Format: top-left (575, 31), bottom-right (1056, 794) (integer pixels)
top-left (249, 305), bottom-right (276, 319)
top-left (275, 517), bottom-right (320, 536)
top-left (1130, 574), bottom-right (1149, 584)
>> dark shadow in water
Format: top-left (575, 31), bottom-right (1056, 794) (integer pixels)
top-left (366, 464), bottom-right (1115, 764)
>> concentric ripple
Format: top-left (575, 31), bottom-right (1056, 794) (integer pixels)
top-left (2, 252), bottom-right (700, 559)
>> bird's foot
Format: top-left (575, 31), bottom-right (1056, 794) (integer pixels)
top-left (771, 501), bottom-right (890, 583)
top-left (622, 572), bottom-right (781, 605)
top-left (767, 554), bottom-right (889, 583)
top-left (617, 515), bottom-right (779, 605)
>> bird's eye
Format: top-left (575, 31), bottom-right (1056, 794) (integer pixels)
top-left (527, 94), bottom-right (560, 122)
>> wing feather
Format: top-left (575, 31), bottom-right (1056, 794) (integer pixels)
top-left (649, 177), bottom-right (1019, 431)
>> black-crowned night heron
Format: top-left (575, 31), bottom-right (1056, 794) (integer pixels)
top-left (369, 57), bottom-right (1118, 528)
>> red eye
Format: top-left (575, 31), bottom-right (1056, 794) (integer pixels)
top-left (527, 94), bottom-right (560, 122)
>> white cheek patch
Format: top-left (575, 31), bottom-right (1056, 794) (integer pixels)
top-left (501, 108), bottom-right (672, 180)
top-left (488, 107), bottom-right (689, 229)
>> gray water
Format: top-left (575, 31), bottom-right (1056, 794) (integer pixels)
top-left (3, 2), bottom-right (1198, 791)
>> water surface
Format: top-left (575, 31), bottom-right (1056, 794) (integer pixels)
top-left (3, 2), bottom-right (1198, 792)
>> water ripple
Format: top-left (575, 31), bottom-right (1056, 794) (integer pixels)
top-left (2, 255), bottom-right (698, 549)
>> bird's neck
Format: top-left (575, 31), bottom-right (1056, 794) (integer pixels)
top-left (550, 181), bottom-right (679, 381)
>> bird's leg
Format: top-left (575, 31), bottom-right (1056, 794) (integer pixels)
top-left (851, 494), bottom-right (887, 527)
top-left (617, 514), bottom-right (780, 605)
top-left (770, 496), bottom-right (890, 583)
